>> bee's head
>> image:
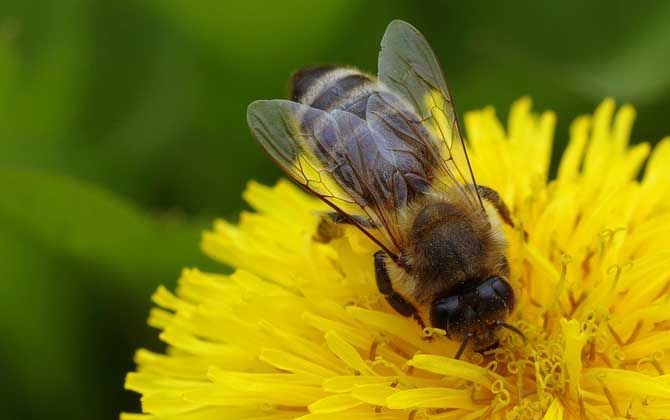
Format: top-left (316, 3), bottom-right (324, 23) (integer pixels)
top-left (430, 276), bottom-right (516, 350)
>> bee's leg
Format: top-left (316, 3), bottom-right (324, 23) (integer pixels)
top-left (314, 212), bottom-right (375, 243)
top-left (374, 250), bottom-right (426, 330)
top-left (475, 341), bottom-right (500, 354)
top-left (326, 212), bottom-right (376, 227)
top-left (474, 185), bottom-right (514, 227)
top-left (454, 335), bottom-right (471, 360)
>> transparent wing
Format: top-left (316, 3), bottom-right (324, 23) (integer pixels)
top-left (378, 20), bottom-right (482, 209)
top-left (247, 99), bottom-right (406, 256)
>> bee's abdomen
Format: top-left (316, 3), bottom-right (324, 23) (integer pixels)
top-left (290, 65), bottom-right (337, 102)
top-left (291, 66), bottom-right (374, 118)
top-left (291, 66), bottom-right (435, 208)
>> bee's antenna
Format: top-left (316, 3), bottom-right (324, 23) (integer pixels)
top-left (454, 334), bottom-right (470, 360)
top-left (496, 321), bottom-right (527, 344)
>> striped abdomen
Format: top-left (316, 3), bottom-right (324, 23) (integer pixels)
top-left (291, 66), bottom-right (377, 118)
top-left (290, 66), bottom-right (436, 207)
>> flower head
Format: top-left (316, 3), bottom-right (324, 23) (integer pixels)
top-left (123, 99), bottom-right (670, 420)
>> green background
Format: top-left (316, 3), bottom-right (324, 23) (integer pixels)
top-left (0, 1), bottom-right (667, 419)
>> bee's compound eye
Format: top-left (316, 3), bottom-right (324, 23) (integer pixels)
top-left (430, 295), bottom-right (464, 336)
top-left (478, 276), bottom-right (515, 313)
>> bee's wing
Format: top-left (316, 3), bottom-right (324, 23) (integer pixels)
top-left (247, 99), bottom-right (405, 257)
top-left (378, 20), bottom-right (483, 209)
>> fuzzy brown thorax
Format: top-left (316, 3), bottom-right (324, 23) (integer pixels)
top-left (406, 196), bottom-right (508, 303)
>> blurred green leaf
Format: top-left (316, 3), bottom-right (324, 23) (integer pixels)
top-left (0, 1), bottom-right (85, 163)
top-left (0, 167), bottom-right (218, 417)
top-left (0, 167), bottom-right (215, 292)
top-left (144, 0), bottom-right (357, 65)
top-left (565, 2), bottom-right (670, 104)
top-left (0, 231), bottom-right (94, 419)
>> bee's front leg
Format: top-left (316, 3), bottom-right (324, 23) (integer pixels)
top-left (474, 185), bottom-right (529, 240)
top-left (374, 250), bottom-right (426, 331)
top-left (314, 212), bottom-right (375, 243)
top-left (473, 185), bottom-right (513, 227)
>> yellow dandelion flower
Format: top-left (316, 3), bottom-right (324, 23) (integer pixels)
top-left (123, 98), bottom-right (670, 420)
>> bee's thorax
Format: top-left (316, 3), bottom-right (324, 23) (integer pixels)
top-left (406, 199), bottom-right (507, 302)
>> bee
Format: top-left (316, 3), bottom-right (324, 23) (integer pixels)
top-left (247, 20), bottom-right (523, 356)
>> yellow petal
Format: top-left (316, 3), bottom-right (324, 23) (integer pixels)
top-left (406, 355), bottom-right (501, 386)
top-left (561, 318), bottom-right (587, 399)
top-left (584, 368), bottom-right (670, 399)
top-left (541, 399), bottom-right (564, 420)
top-left (322, 376), bottom-right (395, 393)
top-left (385, 387), bottom-right (478, 409)
top-left (308, 394), bottom-right (363, 413)
top-left (350, 384), bottom-right (398, 406)
top-left (324, 331), bottom-right (376, 375)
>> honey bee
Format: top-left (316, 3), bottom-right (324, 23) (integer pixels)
top-left (247, 20), bottom-right (523, 356)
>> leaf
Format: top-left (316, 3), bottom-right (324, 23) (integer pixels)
top-left (145, 0), bottom-right (357, 64)
top-left (0, 167), bottom-right (220, 416)
top-left (0, 230), bottom-right (97, 417)
top-left (0, 167), bottom-right (216, 292)
top-left (563, 3), bottom-right (670, 104)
